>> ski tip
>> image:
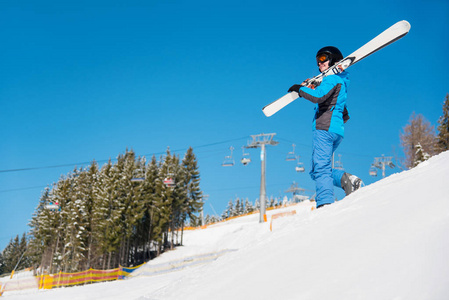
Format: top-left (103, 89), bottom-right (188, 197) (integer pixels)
top-left (397, 20), bottom-right (411, 32)
top-left (262, 108), bottom-right (273, 117)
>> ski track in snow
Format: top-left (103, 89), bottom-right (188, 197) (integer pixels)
top-left (2, 151), bottom-right (449, 300)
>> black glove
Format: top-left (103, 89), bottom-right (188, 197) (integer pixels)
top-left (288, 84), bottom-right (301, 93)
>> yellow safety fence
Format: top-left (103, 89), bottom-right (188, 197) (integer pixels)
top-left (0, 264), bottom-right (144, 296)
top-left (39, 264), bottom-right (145, 289)
top-left (183, 203), bottom-right (300, 231)
top-left (270, 210), bottom-right (297, 231)
top-left (0, 268), bottom-right (37, 295)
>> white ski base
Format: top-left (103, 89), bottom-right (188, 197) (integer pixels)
top-left (262, 92), bottom-right (299, 117)
top-left (347, 20), bottom-right (411, 65)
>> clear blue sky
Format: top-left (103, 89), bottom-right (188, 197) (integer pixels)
top-left (1, 0), bottom-right (448, 251)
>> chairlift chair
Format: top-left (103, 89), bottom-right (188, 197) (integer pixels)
top-left (334, 154), bottom-right (344, 170)
top-left (131, 177), bottom-right (145, 182)
top-left (295, 162), bottom-right (305, 173)
top-left (295, 155), bottom-right (305, 172)
top-left (222, 146), bottom-right (235, 167)
top-left (45, 201), bottom-right (60, 211)
top-left (286, 144), bottom-right (297, 161)
top-left (163, 177), bottom-right (175, 187)
top-left (240, 147), bottom-right (251, 166)
top-left (369, 165), bottom-right (377, 177)
top-left (222, 157), bottom-right (235, 167)
top-left (241, 155), bottom-right (251, 166)
top-left (163, 166), bottom-right (176, 187)
top-left (131, 169), bottom-right (145, 182)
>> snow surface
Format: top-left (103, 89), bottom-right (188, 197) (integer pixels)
top-left (2, 151), bottom-right (449, 300)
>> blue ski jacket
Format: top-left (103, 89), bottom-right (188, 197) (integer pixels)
top-left (298, 71), bottom-right (350, 137)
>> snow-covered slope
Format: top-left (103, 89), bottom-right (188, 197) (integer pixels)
top-left (4, 151), bottom-right (449, 300)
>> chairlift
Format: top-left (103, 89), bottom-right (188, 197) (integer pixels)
top-left (163, 167), bottom-right (176, 187)
top-left (369, 165), bottom-right (377, 177)
top-left (222, 146), bottom-right (235, 167)
top-left (295, 162), bottom-right (305, 173)
top-left (240, 147), bottom-right (251, 166)
top-left (45, 201), bottom-right (60, 211)
top-left (286, 144), bottom-right (296, 161)
top-left (295, 156), bottom-right (305, 172)
top-left (131, 169), bottom-right (145, 182)
top-left (131, 177), bottom-right (145, 182)
top-left (163, 177), bottom-right (175, 187)
top-left (334, 154), bottom-right (344, 170)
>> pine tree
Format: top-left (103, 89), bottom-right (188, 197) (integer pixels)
top-left (1, 234), bottom-right (30, 273)
top-left (414, 143), bottom-right (431, 167)
top-left (153, 149), bottom-right (175, 253)
top-left (168, 154), bottom-right (186, 247)
top-left (85, 160), bottom-right (103, 269)
top-left (96, 159), bottom-right (123, 269)
top-left (112, 150), bottom-right (145, 266)
top-left (128, 155), bottom-right (150, 265)
top-left (60, 168), bottom-right (87, 272)
top-left (39, 178), bottom-right (69, 273)
top-left (17, 233), bottom-right (29, 271)
top-left (220, 210), bottom-right (228, 221)
top-left (437, 94), bottom-right (449, 152)
top-left (182, 147), bottom-right (203, 229)
top-left (0, 251), bottom-right (4, 275)
top-left (254, 198), bottom-right (260, 210)
top-left (10, 235), bottom-right (20, 271)
top-left (126, 152), bottom-right (147, 264)
top-left (204, 214), bottom-right (212, 225)
top-left (225, 199), bottom-right (234, 219)
top-left (149, 157), bottom-right (167, 256)
top-left (141, 155), bottom-right (160, 260)
top-left (204, 214), bottom-right (220, 225)
top-left (2, 237), bottom-right (16, 273)
top-left (244, 198), bottom-right (254, 214)
top-left (234, 198), bottom-right (242, 216)
top-left (27, 186), bottom-right (52, 269)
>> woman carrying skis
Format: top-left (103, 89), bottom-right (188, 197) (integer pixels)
top-left (288, 46), bottom-right (363, 209)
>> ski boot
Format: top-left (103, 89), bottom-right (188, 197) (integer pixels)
top-left (341, 172), bottom-right (363, 196)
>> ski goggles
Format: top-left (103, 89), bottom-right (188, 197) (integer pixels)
top-left (316, 53), bottom-right (330, 64)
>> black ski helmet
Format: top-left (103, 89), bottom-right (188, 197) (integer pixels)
top-left (316, 46), bottom-right (343, 67)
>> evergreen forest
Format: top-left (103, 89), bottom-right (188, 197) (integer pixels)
top-left (1, 147), bottom-right (202, 275)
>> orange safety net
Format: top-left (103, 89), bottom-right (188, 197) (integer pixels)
top-left (37, 265), bottom-right (141, 290)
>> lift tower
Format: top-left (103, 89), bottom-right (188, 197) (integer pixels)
top-left (245, 133), bottom-right (279, 223)
top-left (285, 181), bottom-right (306, 203)
top-left (370, 155), bottom-right (395, 178)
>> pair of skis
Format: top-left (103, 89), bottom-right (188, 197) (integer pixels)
top-left (262, 20), bottom-right (411, 117)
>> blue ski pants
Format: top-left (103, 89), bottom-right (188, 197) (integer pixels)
top-left (310, 130), bottom-right (346, 207)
